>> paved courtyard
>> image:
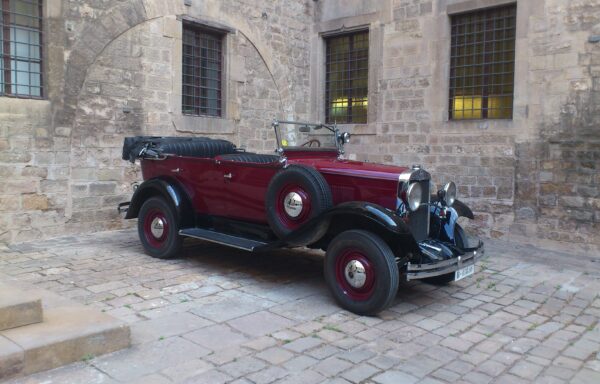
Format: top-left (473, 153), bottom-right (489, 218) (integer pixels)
top-left (1, 229), bottom-right (599, 384)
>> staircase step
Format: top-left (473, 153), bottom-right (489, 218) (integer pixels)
top-left (0, 288), bottom-right (130, 380)
top-left (0, 283), bottom-right (43, 331)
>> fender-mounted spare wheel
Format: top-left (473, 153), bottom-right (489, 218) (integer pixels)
top-left (266, 165), bottom-right (333, 244)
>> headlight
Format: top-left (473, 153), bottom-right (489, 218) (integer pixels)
top-left (441, 181), bottom-right (457, 206)
top-left (405, 182), bottom-right (422, 211)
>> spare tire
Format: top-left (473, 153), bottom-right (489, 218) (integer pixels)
top-left (266, 165), bottom-right (333, 244)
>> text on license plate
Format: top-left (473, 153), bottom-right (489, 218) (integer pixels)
top-left (455, 264), bottom-right (475, 281)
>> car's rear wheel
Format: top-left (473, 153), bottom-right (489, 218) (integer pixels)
top-left (266, 165), bottom-right (332, 244)
top-left (138, 197), bottom-right (182, 259)
top-left (324, 230), bottom-right (399, 315)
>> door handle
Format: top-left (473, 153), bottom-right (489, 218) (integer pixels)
top-left (171, 168), bottom-right (182, 173)
top-left (223, 173), bottom-right (232, 179)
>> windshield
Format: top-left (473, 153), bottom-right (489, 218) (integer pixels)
top-left (274, 121), bottom-right (338, 151)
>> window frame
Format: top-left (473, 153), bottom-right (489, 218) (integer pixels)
top-left (448, 4), bottom-right (516, 121)
top-left (324, 29), bottom-right (370, 125)
top-left (181, 21), bottom-right (225, 118)
top-left (0, 0), bottom-right (44, 99)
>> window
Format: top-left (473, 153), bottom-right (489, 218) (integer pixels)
top-left (325, 31), bottom-right (369, 124)
top-left (182, 24), bottom-right (223, 117)
top-left (0, 0), bottom-right (43, 98)
top-left (449, 4), bottom-right (516, 120)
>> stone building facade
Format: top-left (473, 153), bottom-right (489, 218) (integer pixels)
top-left (0, 0), bottom-right (598, 255)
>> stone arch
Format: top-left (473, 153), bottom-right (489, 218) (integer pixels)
top-left (61, 0), bottom-right (295, 123)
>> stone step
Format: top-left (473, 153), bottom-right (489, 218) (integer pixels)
top-left (0, 282), bottom-right (43, 331)
top-left (0, 287), bottom-right (130, 380)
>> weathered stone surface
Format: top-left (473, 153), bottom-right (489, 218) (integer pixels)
top-left (0, 283), bottom-right (42, 331)
top-left (2, 228), bottom-right (600, 383)
top-left (1, 305), bottom-right (130, 377)
top-left (0, 335), bottom-right (24, 380)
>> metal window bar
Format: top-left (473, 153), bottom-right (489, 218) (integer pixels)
top-left (325, 30), bottom-right (369, 124)
top-left (0, 0), bottom-right (43, 98)
top-left (182, 24), bottom-right (223, 117)
top-left (449, 4), bottom-right (516, 120)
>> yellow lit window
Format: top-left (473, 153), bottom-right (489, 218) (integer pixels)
top-left (325, 31), bottom-right (369, 124)
top-left (449, 5), bottom-right (516, 120)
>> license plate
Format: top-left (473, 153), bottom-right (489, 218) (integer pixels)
top-left (455, 264), bottom-right (475, 281)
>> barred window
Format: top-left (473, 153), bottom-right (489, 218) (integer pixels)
top-left (325, 31), bottom-right (369, 124)
top-left (449, 5), bottom-right (516, 120)
top-left (182, 24), bottom-right (223, 117)
top-left (0, 0), bottom-right (43, 98)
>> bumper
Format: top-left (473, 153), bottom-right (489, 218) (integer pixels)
top-left (405, 243), bottom-right (485, 281)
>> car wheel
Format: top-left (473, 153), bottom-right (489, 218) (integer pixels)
top-left (324, 230), bottom-right (399, 315)
top-left (266, 165), bottom-right (332, 244)
top-left (138, 197), bottom-right (182, 259)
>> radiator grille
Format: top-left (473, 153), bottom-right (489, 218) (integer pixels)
top-left (408, 180), bottom-right (430, 242)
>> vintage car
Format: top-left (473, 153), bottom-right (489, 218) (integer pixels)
top-left (120, 120), bottom-right (485, 315)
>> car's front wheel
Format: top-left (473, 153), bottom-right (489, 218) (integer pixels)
top-left (324, 230), bottom-right (399, 316)
top-left (138, 197), bottom-right (182, 259)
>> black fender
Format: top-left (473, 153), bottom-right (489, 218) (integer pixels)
top-left (430, 195), bottom-right (474, 220)
top-left (279, 201), bottom-right (420, 256)
top-left (429, 198), bottom-right (475, 247)
top-left (452, 199), bottom-right (474, 220)
top-left (124, 178), bottom-right (194, 227)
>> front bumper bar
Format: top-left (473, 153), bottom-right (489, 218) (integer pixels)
top-left (405, 245), bottom-right (485, 281)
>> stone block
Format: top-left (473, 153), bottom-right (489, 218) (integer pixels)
top-left (22, 195), bottom-right (49, 211)
top-left (0, 335), bottom-right (24, 379)
top-left (89, 182), bottom-right (117, 196)
top-left (2, 305), bottom-right (130, 378)
top-left (163, 16), bottom-right (181, 39)
top-left (0, 284), bottom-right (42, 331)
top-left (21, 166), bottom-right (48, 178)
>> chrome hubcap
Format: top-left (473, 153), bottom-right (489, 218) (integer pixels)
top-left (283, 192), bottom-right (303, 218)
top-left (344, 260), bottom-right (367, 288)
top-left (150, 217), bottom-right (165, 238)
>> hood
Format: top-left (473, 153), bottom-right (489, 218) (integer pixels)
top-left (290, 157), bottom-right (408, 182)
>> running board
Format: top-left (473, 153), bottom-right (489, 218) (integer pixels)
top-left (179, 228), bottom-right (269, 252)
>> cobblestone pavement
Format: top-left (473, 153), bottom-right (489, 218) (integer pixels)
top-left (1, 229), bottom-right (599, 384)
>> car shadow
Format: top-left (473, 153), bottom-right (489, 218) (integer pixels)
top-left (176, 238), bottom-right (434, 308)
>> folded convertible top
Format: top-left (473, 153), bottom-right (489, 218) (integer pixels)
top-left (122, 136), bottom-right (237, 162)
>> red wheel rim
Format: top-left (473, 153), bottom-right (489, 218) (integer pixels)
top-left (276, 184), bottom-right (312, 230)
top-left (334, 249), bottom-right (375, 301)
top-left (143, 208), bottom-right (169, 248)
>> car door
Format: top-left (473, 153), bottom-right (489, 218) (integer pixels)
top-left (216, 160), bottom-right (281, 224)
top-left (176, 157), bottom-right (229, 217)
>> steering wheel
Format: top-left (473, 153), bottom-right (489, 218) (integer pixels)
top-left (301, 139), bottom-right (321, 148)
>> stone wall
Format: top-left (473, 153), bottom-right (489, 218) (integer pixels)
top-left (0, 0), bottom-right (598, 255)
top-left (511, 0), bottom-right (600, 253)
top-left (310, 0), bottom-right (600, 254)
top-left (0, 0), bottom-right (313, 243)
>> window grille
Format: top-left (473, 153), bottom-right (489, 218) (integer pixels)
top-left (182, 24), bottom-right (223, 117)
top-left (325, 31), bottom-right (369, 124)
top-left (0, 0), bottom-right (43, 98)
top-left (449, 4), bottom-right (516, 120)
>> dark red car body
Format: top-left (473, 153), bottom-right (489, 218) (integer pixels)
top-left (141, 149), bottom-right (404, 224)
